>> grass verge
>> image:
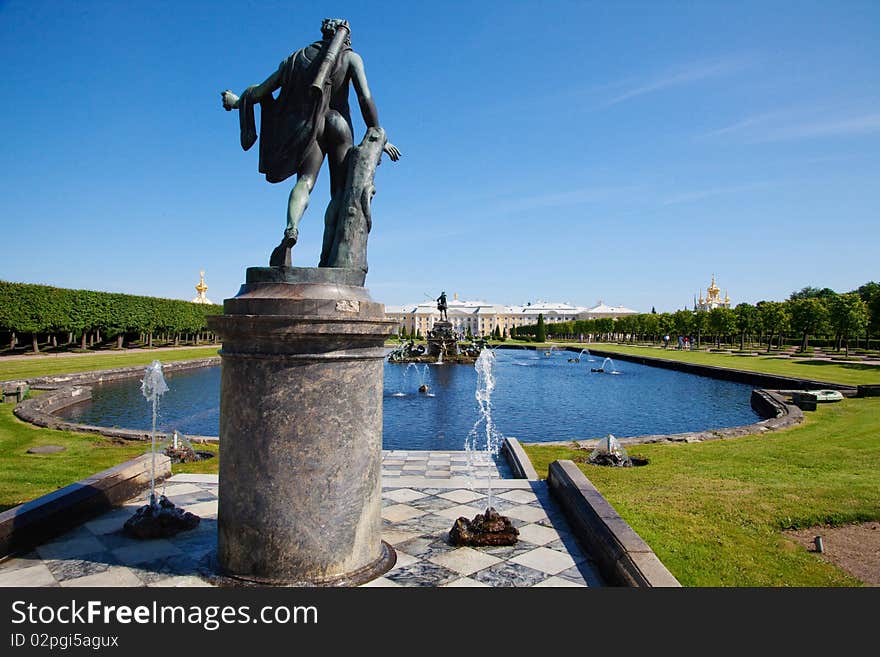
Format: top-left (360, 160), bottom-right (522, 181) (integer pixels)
top-left (523, 397), bottom-right (880, 586)
top-left (0, 346), bottom-right (220, 382)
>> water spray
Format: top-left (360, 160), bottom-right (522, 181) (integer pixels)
top-left (140, 360), bottom-right (169, 507)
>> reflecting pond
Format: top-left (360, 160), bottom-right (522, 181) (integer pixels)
top-left (58, 348), bottom-right (760, 450)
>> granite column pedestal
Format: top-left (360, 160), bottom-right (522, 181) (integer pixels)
top-left (207, 267), bottom-right (396, 585)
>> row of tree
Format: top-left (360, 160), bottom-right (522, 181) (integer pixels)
top-left (513, 282), bottom-right (879, 354)
top-left (0, 281), bottom-right (224, 353)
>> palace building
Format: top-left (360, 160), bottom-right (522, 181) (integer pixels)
top-left (385, 294), bottom-right (638, 338)
top-left (694, 275), bottom-right (730, 312)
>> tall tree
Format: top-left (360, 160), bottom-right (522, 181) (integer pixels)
top-left (535, 313), bottom-right (547, 343)
top-left (853, 282), bottom-right (880, 343)
top-left (757, 301), bottom-right (790, 353)
top-left (789, 286), bottom-right (837, 300)
top-left (829, 293), bottom-right (869, 355)
top-left (672, 309), bottom-right (693, 340)
top-left (734, 303), bottom-right (759, 351)
top-left (788, 297), bottom-right (830, 352)
top-left (708, 307), bottom-right (736, 348)
top-left (691, 311), bottom-right (708, 349)
top-left (641, 313), bottom-right (660, 342)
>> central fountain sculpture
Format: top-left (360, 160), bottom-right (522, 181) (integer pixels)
top-left (209, 18), bottom-right (399, 585)
top-left (427, 291), bottom-right (458, 359)
top-left (387, 290), bottom-right (487, 364)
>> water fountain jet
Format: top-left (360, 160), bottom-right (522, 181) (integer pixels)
top-left (579, 348), bottom-right (596, 362)
top-left (123, 361), bottom-right (200, 539)
top-left (452, 349), bottom-right (518, 546)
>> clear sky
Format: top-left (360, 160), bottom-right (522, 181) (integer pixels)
top-left (1, 0), bottom-right (877, 312)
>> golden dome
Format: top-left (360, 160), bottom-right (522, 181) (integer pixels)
top-left (195, 270), bottom-right (208, 295)
top-left (192, 270), bottom-right (213, 304)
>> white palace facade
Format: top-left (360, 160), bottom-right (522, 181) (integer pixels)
top-left (385, 294), bottom-right (638, 338)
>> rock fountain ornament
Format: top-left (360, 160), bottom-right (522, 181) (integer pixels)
top-left (451, 349), bottom-right (518, 546)
top-left (588, 434), bottom-right (633, 467)
top-left (161, 430), bottom-right (211, 464)
top-left (123, 361), bottom-right (200, 539)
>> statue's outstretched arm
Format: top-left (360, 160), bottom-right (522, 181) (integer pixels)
top-left (349, 52), bottom-right (379, 127)
top-left (349, 52), bottom-right (401, 161)
top-left (222, 68), bottom-right (283, 110)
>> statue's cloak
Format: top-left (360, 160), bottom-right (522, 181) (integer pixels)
top-left (238, 40), bottom-right (351, 184)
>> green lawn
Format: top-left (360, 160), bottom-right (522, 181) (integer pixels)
top-left (537, 342), bottom-right (880, 387)
top-left (0, 401), bottom-right (219, 512)
top-left (0, 402), bottom-right (146, 512)
top-left (0, 346), bottom-right (220, 382)
top-left (523, 397), bottom-right (880, 586)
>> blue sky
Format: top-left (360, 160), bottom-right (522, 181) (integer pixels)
top-left (1, 0), bottom-right (877, 312)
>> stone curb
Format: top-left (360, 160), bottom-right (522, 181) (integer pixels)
top-left (536, 388), bottom-right (803, 448)
top-left (501, 437), bottom-right (539, 480)
top-left (858, 384), bottom-right (880, 397)
top-left (547, 460), bottom-right (681, 587)
top-left (9, 359), bottom-right (221, 444)
top-left (0, 453), bottom-right (172, 560)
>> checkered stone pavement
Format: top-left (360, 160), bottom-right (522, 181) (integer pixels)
top-left (381, 450), bottom-right (512, 480)
top-left (0, 475), bottom-right (219, 588)
top-left (368, 480), bottom-right (602, 587)
top-left (0, 454), bottom-right (603, 588)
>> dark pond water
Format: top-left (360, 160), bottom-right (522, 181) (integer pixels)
top-left (58, 349), bottom-right (760, 450)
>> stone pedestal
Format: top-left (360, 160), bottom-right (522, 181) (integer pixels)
top-left (427, 320), bottom-right (458, 357)
top-left (207, 266), bottom-right (397, 585)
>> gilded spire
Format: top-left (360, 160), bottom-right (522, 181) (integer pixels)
top-left (708, 274), bottom-right (719, 296)
top-left (696, 275), bottom-right (730, 310)
top-left (192, 270), bottom-right (213, 304)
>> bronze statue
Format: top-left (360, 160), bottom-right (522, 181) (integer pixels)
top-left (222, 19), bottom-right (400, 268)
top-left (436, 291), bottom-right (448, 321)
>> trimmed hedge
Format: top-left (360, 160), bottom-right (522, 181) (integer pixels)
top-left (0, 280), bottom-right (222, 352)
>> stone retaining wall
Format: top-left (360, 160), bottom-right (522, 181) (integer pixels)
top-left (858, 384), bottom-right (880, 397)
top-left (0, 453), bottom-right (171, 559)
top-left (547, 460), bottom-right (680, 587)
top-left (501, 437), bottom-right (539, 479)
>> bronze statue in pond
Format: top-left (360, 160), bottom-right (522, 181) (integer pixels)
top-left (436, 291), bottom-right (448, 321)
top-left (221, 19), bottom-right (401, 270)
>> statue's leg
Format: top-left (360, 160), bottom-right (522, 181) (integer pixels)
top-left (325, 111), bottom-right (354, 195)
top-left (285, 177), bottom-right (313, 243)
top-left (269, 143), bottom-right (324, 267)
top-left (319, 111), bottom-right (353, 266)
